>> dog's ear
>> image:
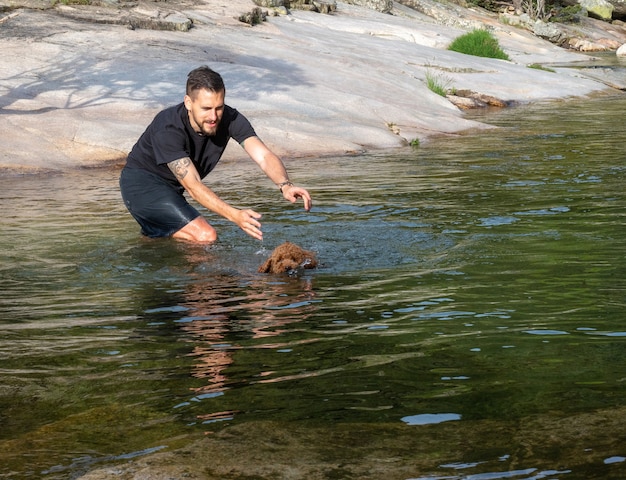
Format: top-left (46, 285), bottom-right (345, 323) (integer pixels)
top-left (258, 258), bottom-right (273, 273)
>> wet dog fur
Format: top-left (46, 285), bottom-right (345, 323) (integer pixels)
top-left (258, 241), bottom-right (318, 274)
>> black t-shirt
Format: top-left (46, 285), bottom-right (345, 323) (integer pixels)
top-left (125, 103), bottom-right (256, 187)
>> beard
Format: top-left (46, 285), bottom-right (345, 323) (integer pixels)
top-left (200, 120), bottom-right (219, 136)
top-left (189, 111), bottom-right (221, 137)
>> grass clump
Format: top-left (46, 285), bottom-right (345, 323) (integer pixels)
top-left (425, 70), bottom-right (454, 97)
top-left (528, 63), bottom-right (555, 72)
top-left (448, 29), bottom-right (510, 60)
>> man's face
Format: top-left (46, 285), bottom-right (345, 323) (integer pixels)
top-left (184, 88), bottom-right (225, 136)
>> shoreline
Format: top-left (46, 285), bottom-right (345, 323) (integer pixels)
top-left (1, 1), bottom-right (624, 174)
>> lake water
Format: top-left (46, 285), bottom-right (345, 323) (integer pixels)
top-left (0, 92), bottom-right (624, 479)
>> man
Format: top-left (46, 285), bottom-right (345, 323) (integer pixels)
top-left (120, 65), bottom-right (312, 243)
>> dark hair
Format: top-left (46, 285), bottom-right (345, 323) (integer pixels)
top-left (186, 66), bottom-right (225, 97)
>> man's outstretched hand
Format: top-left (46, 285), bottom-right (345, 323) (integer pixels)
top-left (282, 185), bottom-right (312, 212)
top-left (235, 209), bottom-right (263, 241)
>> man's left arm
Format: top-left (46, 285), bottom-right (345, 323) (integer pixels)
top-left (243, 136), bottom-right (312, 211)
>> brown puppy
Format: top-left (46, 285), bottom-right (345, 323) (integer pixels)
top-left (258, 241), bottom-right (318, 274)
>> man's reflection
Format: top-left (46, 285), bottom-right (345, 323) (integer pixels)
top-left (179, 268), bottom-right (316, 403)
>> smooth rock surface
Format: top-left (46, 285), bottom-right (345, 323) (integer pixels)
top-left (0, 0), bottom-right (624, 174)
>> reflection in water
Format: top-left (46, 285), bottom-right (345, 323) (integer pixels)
top-left (0, 93), bottom-right (625, 479)
top-left (179, 264), bottom-right (316, 398)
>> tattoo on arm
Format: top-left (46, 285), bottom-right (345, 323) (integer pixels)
top-left (168, 158), bottom-right (191, 180)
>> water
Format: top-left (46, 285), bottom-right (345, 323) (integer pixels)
top-left (0, 92), bottom-right (624, 479)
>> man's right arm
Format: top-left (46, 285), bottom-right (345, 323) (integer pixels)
top-left (167, 158), bottom-right (263, 240)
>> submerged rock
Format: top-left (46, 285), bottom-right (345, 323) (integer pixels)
top-left (78, 407), bottom-right (626, 480)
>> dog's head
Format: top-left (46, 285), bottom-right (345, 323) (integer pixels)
top-left (258, 241), bottom-right (318, 274)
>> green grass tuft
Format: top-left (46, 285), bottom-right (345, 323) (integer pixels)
top-left (448, 29), bottom-right (510, 61)
top-left (425, 70), bottom-right (454, 97)
top-left (528, 63), bottom-right (555, 72)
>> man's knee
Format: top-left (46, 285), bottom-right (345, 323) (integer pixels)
top-left (190, 228), bottom-right (218, 243)
top-left (173, 217), bottom-right (217, 243)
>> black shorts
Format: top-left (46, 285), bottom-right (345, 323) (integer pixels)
top-left (119, 167), bottom-right (201, 238)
